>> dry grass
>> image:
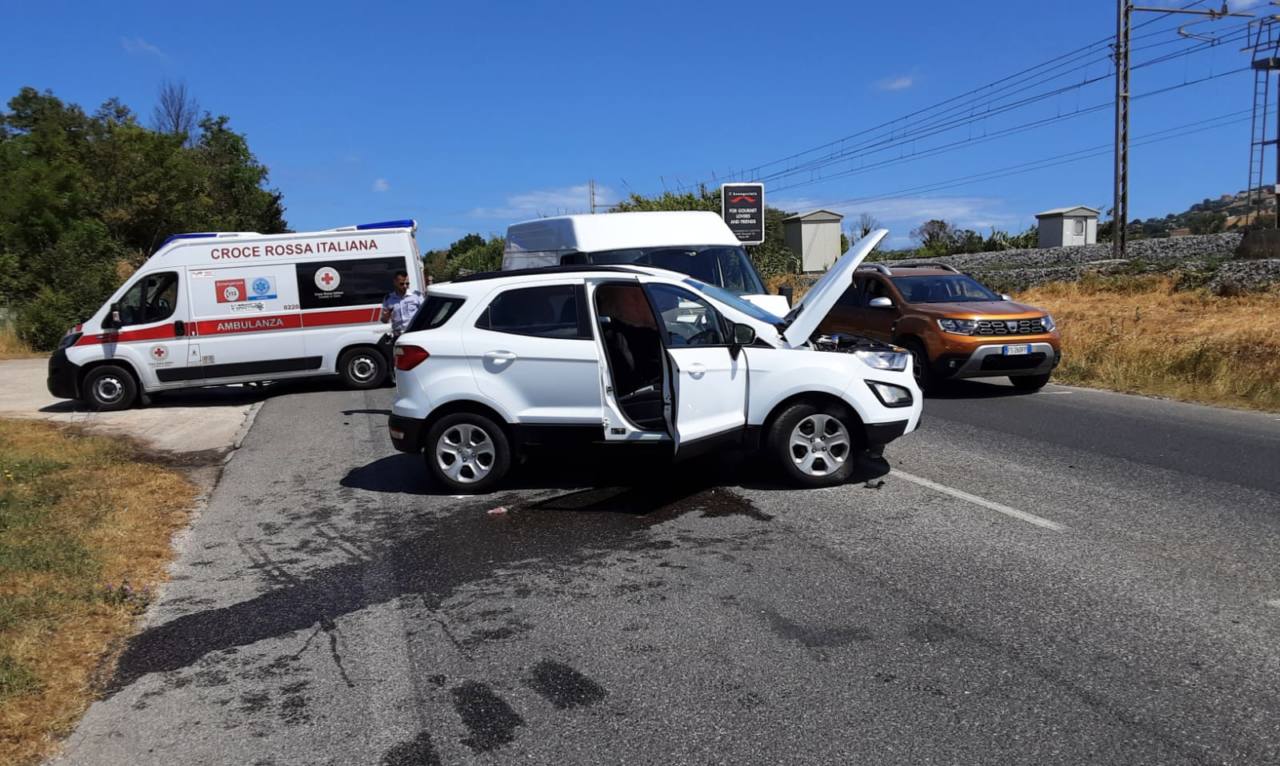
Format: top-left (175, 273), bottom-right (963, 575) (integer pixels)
top-left (0, 324), bottom-right (38, 360)
top-left (0, 419), bottom-right (196, 765)
top-left (1019, 275), bottom-right (1280, 412)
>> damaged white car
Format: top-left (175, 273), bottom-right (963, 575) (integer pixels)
top-left (388, 230), bottom-right (921, 492)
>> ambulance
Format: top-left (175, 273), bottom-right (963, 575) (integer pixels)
top-left (47, 220), bottom-right (423, 410)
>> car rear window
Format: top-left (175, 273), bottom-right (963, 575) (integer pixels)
top-left (406, 294), bottom-right (465, 333)
top-left (475, 284), bottom-right (590, 339)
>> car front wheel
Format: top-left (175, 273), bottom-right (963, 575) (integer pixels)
top-left (339, 347), bottom-right (388, 389)
top-left (81, 365), bottom-right (138, 411)
top-left (424, 412), bottom-right (512, 493)
top-left (767, 402), bottom-right (859, 488)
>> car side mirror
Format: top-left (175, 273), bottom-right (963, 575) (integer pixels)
top-left (729, 322), bottom-right (756, 360)
top-left (102, 304), bottom-right (121, 329)
top-left (868, 296), bottom-right (894, 309)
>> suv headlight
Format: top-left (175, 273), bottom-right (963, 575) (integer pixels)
top-left (866, 380), bottom-right (913, 408)
top-left (854, 349), bottom-right (909, 372)
top-left (937, 318), bottom-right (976, 335)
top-left (1042, 314), bottom-right (1056, 332)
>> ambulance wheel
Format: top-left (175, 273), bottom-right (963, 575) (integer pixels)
top-left (81, 365), bottom-right (138, 412)
top-left (425, 412), bottom-right (511, 494)
top-left (339, 347), bottom-right (387, 389)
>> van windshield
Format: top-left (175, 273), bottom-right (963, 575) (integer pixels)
top-left (577, 246), bottom-right (765, 296)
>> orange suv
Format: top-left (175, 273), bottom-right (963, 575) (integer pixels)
top-left (817, 263), bottom-right (1061, 391)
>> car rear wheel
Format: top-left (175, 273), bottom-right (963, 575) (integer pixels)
top-left (81, 365), bottom-right (138, 412)
top-left (425, 412), bottom-right (511, 493)
top-left (768, 402), bottom-right (859, 488)
top-left (339, 347), bottom-right (388, 389)
top-left (1011, 373), bottom-right (1051, 391)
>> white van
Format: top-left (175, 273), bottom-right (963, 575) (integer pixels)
top-left (503, 211), bottom-right (790, 315)
top-left (47, 220), bottom-right (423, 410)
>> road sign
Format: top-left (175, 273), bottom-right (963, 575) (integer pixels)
top-left (721, 183), bottom-right (765, 245)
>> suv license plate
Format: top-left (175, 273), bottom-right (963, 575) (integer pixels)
top-left (1002, 344), bottom-right (1032, 355)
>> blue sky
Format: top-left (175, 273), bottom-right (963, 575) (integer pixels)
top-left (1, 1), bottom-right (1266, 249)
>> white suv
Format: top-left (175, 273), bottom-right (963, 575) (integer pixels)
top-left (388, 231), bottom-right (921, 493)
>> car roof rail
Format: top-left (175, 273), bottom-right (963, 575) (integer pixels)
top-left (893, 262), bottom-right (960, 273)
top-left (856, 263), bottom-right (893, 276)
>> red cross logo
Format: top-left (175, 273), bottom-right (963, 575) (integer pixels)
top-left (320, 272), bottom-right (334, 285)
top-left (315, 267), bottom-right (341, 292)
top-left (150, 345), bottom-right (168, 361)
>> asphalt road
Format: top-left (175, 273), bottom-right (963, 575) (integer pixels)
top-left (57, 381), bottom-right (1280, 765)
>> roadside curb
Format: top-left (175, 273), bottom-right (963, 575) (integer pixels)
top-left (229, 401), bottom-right (264, 456)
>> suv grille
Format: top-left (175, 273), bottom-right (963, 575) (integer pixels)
top-left (974, 318), bottom-right (1046, 336)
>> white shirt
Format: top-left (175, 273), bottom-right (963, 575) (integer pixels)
top-left (384, 290), bottom-right (424, 334)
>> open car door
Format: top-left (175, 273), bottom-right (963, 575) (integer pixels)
top-left (588, 278), bottom-right (673, 443)
top-left (644, 282), bottom-right (747, 455)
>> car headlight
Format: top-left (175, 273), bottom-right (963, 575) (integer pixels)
top-left (937, 318), bottom-right (976, 335)
top-left (866, 380), bottom-right (914, 408)
top-left (854, 349), bottom-right (909, 372)
top-left (1042, 314), bottom-right (1056, 332)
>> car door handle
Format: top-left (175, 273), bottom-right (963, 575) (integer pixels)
top-left (685, 362), bottom-right (707, 378)
top-left (485, 351), bottom-right (517, 362)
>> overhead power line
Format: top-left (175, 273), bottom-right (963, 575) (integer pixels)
top-left (795, 109), bottom-right (1250, 211)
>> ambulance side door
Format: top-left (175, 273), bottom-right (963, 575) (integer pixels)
top-left (186, 264), bottom-right (310, 383)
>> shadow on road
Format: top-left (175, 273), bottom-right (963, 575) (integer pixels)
top-left (38, 376), bottom-right (385, 414)
top-left (342, 445), bottom-right (892, 498)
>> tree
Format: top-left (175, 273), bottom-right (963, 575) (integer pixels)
top-left (0, 86), bottom-right (287, 349)
top-left (151, 80), bottom-right (200, 144)
top-left (854, 212), bottom-right (880, 238)
top-left (910, 219), bottom-right (956, 256)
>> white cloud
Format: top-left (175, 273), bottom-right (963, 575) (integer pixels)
top-left (372, 178), bottom-right (390, 193)
top-left (120, 36), bottom-right (166, 58)
top-left (469, 183), bottom-right (618, 220)
top-left (876, 75), bottom-right (914, 92)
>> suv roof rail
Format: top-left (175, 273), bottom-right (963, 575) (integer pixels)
top-left (893, 262), bottom-right (961, 273)
top-left (856, 263), bottom-right (893, 276)
top-left (450, 264), bottom-right (646, 283)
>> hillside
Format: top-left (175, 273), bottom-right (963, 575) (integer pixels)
top-left (1131, 186), bottom-right (1276, 236)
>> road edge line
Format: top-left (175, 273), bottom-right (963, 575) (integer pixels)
top-left (891, 468), bottom-right (1066, 532)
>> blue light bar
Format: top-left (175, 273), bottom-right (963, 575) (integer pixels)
top-left (355, 219), bottom-right (416, 231)
top-left (160, 232), bottom-right (218, 247)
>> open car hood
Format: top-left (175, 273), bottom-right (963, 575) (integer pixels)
top-left (779, 229), bottom-right (887, 349)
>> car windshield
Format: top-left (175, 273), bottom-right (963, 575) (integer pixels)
top-left (682, 278), bottom-right (784, 326)
top-left (582, 245), bottom-right (765, 295)
top-left (891, 274), bottom-right (1001, 303)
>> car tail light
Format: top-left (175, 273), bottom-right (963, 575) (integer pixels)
top-left (395, 345), bottom-right (429, 370)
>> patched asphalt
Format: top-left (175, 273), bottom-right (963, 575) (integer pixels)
top-left (55, 381), bottom-right (1280, 765)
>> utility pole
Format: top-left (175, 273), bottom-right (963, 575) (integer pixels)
top-left (1113, 3), bottom-right (1250, 256)
top-left (1114, 1), bottom-right (1130, 259)
top-left (589, 179), bottom-right (597, 214)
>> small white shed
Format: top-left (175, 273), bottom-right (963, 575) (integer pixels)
top-left (1035, 206), bottom-right (1099, 248)
top-left (783, 209), bottom-right (845, 272)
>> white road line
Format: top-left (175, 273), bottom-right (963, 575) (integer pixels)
top-left (890, 469), bottom-right (1066, 532)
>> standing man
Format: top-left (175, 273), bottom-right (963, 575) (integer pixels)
top-left (381, 269), bottom-right (425, 337)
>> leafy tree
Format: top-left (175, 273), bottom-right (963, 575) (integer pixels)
top-left (0, 86), bottom-right (287, 349)
top-left (910, 219), bottom-right (956, 257)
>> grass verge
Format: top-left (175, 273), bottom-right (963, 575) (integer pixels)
top-left (0, 323), bottom-right (39, 360)
top-left (0, 419), bottom-right (196, 765)
top-left (1019, 275), bottom-right (1280, 412)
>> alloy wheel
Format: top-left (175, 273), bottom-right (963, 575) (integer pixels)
top-left (434, 423), bottom-right (497, 484)
top-left (788, 413), bottom-right (852, 477)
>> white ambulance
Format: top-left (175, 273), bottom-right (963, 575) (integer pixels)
top-left (47, 220), bottom-right (424, 410)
